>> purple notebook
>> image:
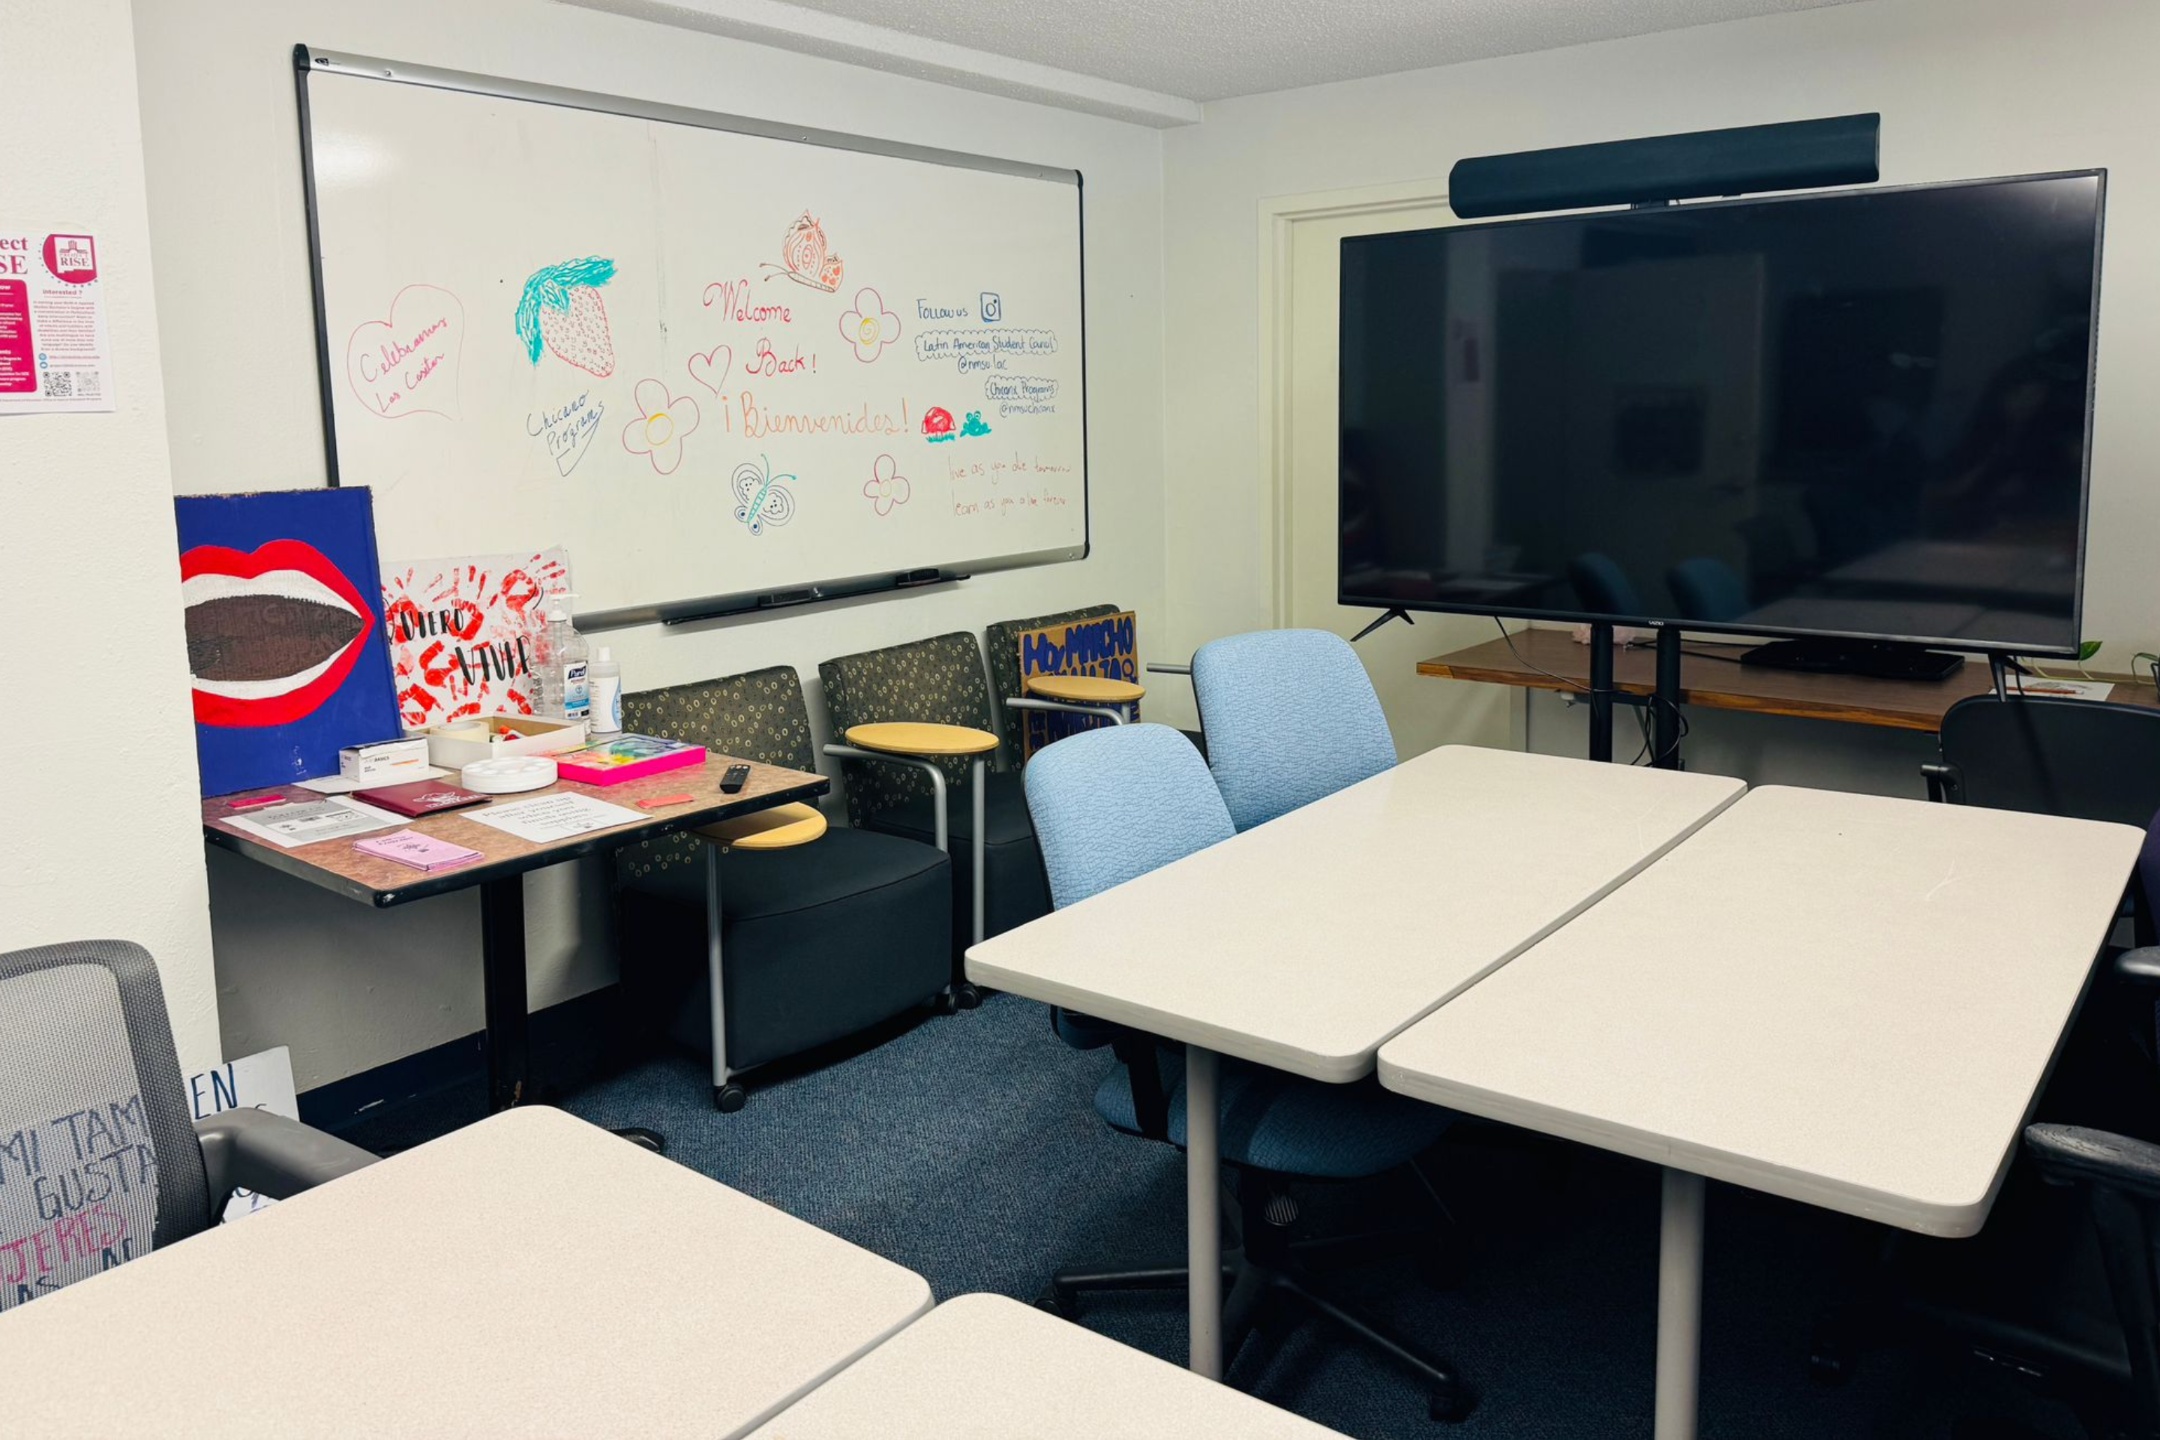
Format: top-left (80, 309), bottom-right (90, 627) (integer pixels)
top-left (354, 829), bottom-right (485, 873)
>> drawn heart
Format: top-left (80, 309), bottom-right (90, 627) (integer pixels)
top-left (346, 285), bottom-right (464, 420)
top-left (686, 343), bottom-right (733, 396)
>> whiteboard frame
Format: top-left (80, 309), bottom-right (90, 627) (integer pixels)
top-left (291, 44), bottom-right (1091, 631)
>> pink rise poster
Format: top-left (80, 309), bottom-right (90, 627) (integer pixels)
top-left (0, 226), bottom-right (114, 414)
top-left (381, 550), bottom-right (571, 729)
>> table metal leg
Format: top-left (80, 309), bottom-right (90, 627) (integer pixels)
top-left (1655, 1167), bottom-right (1707, 1440)
top-left (970, 757), bottom-right (986, 948)
top-left (1188, 1045), bottom-right (1222, 1379)
top-left (480, 869), bottom-right (663, 1149)
top-left (706, 844), bottom-right (744, 1113)
top-left (478, 876), bottom-right (530, 1112)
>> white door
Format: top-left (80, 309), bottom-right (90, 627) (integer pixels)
top-left (1282, 206), bottom-right (1518, 760)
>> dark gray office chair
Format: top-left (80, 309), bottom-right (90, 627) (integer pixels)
top-left (2026, 1124), bottom-right (2160, 1439)
top-left (1926, 694), bottom-right (2160, 832)
top-left (0, 941), bottom-right (375, 1311)
top-left (1926, 691), bottom-right (2160, 1075)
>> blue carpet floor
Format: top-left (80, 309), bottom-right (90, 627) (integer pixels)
top-left (344, 993), bottom-right (2095, 1439)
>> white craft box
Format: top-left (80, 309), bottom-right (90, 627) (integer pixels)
top-left (420, 714), bottom-right (588, 770)
top-left (339, 736), bottom-right (434, 783)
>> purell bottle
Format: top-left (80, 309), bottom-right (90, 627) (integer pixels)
top-left (538, 590), bottom-right (591, 724)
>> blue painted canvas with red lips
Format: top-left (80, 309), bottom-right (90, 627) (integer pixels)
top-left (175, 487), bottom-right (403, 795)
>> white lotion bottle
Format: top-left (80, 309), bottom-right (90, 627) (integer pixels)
top-left (588, 646), bottom-right (623, 736)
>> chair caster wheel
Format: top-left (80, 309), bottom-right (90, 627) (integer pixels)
top-left (1033, 1286), bottom-right (1075, 1319)
top-left (613, 1127), bottom-right (666, 1153)
top-left (953, 983), bottom-right (983, 1010)
top-left (713, 1083), bottom-right (748, 1113)
top-left (1428, 1383), bottom-right (1476, 1422)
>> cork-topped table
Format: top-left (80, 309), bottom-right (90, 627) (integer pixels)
top-left (826, 723), bottom-right (1000, 1003)
top-left (203, 753), bottom-right (828, 1113)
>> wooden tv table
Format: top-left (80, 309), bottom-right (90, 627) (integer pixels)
top-left (1418, 628), bottom-right (2160, 734)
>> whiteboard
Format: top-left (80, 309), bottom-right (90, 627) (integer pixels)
top-left (295, 48), bottom-right (1088, 629)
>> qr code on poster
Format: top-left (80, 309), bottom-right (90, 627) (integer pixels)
top-left (44, 370), bottom-right (99, 400)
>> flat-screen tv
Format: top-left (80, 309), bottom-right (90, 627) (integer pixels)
top-left (1339, 170), bottom-right (2104, 658)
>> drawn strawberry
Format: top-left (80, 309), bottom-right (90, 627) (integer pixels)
top-left (515, 257), bottom-right (617, 377)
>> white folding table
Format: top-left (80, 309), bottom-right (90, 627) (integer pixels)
top-left (747, 1291), bottom-right (1349, 1437)
top-left (966, 743), bottom-right (1744, 1377)
top-left (1378, 785), bottom-right (2145, 1440)
top-left (0, 1106), bottom-right (933, 1439)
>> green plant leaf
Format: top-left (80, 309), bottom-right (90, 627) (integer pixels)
top-left (2078, 640), bottom-right (2102, 661)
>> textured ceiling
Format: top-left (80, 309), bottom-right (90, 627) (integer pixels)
top-left (750, 0), bottom-right (1868, 102)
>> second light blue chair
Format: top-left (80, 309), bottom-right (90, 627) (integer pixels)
top-left (1026, 723), bottom-right (1468, 1421)
top-left (1191, 629), bottom-right (1396, 831)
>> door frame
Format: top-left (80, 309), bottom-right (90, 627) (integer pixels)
top-left (1256, 176), bottom-right (1455, 626)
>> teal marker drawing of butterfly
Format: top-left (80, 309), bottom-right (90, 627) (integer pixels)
top-left (731, 456), bottom-right (798, 537)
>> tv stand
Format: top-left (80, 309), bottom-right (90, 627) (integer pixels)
top-left (1740, 638), bottom-right (1965, 683)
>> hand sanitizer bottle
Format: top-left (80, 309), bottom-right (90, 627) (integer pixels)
top-left (540, 591), bottom-right (590, 725)
top-left (589, 647), bottom-right (623, 736)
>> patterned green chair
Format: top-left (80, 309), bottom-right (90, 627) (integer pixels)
top-left (819, 633), bottom-right (1051, 967)
top-left (984, 603), bottom-right (1123, 767)
top-left (615, 666), bottom-right (951, 1111)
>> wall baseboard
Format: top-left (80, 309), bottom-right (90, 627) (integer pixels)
top-left (298, 984), bottom-right (626, 1133)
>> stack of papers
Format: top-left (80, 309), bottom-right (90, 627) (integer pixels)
top-left (224, 799), bottom-right (404, 849)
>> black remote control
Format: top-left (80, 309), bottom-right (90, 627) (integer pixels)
top-left (719, 763), bottom-right (751, 794)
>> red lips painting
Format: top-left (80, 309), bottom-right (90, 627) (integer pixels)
top-left (174, 489), bottom-right (403, 796)
top-left (181, 539), bottom-right (376, 727)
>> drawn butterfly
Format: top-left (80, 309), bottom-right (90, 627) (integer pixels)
top-left (731, 456), bottom-right (798, 537)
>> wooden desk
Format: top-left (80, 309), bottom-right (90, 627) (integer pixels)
top-left (1418, 628), bottom-right (2160, 733)
top-left (746, 1293), bottom-right (1346, 1438)
top-left (1378, 786), bottom-right (2144, 1439)
top-left (965, 744), bottom-right (1743, 1378)
top-left (204, 754), bottom-right (827, 1111)
top-left (0, 1107), bottom-right (932, 1439)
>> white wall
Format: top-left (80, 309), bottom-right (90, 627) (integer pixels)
top-left (1161, 0), bottom-right (2160, 681)
top-left (0, 0), bottom-right (221, 1074)
top-left (131, 0), bottom-right (1167, 1088)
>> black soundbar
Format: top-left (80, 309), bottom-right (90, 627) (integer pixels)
top-left (1449, 114), bottom-right (1880, 219)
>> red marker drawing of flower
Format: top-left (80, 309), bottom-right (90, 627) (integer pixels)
top-left (864, 453), bottom-right (911, 516)
top-left (621, 378), bottom-right (701, 475)
top-left (839, 287), bottom-right (901, 363)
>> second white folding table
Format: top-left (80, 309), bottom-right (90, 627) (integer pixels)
top-left (1379, 785), bottom-right (2144, 1439)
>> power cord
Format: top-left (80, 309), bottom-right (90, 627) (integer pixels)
top-left (1491, 617), bottom-right (1594, 695)
top-left (1493, 618), bottom-right (1688, 764)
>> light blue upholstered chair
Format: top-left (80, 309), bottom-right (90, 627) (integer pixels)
top-left (1190, 629), bottom-right (1397, 832)
top-left (1025, 724), bottom-right (1468, 1421)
